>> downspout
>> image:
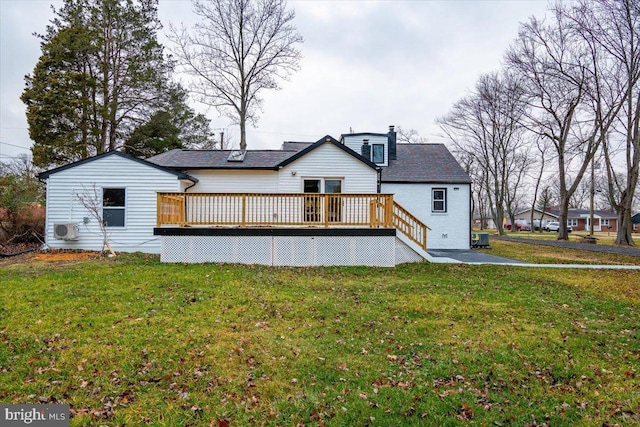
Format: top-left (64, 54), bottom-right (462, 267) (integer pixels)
top-left (184, 179), bottom-right (197, 192)
top-left (182, 176), bottom-right (197, 227)
top-left (469, 184), bottom-right (472, 249)
top-left (377, 168), bottom-right (382, 193)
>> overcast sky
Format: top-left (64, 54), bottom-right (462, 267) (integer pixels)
top-left (0, 0), bottom-right (552, 160)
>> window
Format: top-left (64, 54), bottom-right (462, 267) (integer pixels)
top-left (567, 219), bottom-right (578, 227)
top-left (372, 144), bottom-right (384, 163)
top-left (432, 188), bottom-right (447, 213)
top-left (602, 219), bottom-right (610, 226)
top-left (103, 188), bottom-right (126, 227)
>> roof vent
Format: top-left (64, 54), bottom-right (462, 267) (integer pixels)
top-left (227, 150), bottom-right (246, 162)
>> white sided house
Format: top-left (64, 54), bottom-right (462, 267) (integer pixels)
top-left (39, 152), bottom-right (197, 254)
top-left (39, 127), bottom-right (472, 266)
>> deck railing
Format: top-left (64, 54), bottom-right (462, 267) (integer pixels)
top-left (392, 201), bottom-right (430, 250)
top-left (157, 192), bottom-right (394, 228)
top-left (157, 192), bottom-right (429, 250)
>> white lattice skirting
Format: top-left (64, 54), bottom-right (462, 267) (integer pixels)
top-left (160, 235), bottom-right (400, 266)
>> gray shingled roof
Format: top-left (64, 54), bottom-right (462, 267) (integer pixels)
top-left (146, 143), bottom-right (470, 184)
top-left (281, 141), bottom-right (313, 151)
top-left (147, 149), bottom-right (297, 169)
top-left (38, 150), bottom-right (198, 182)
top-left (381, 144), bottom-right (472, 184)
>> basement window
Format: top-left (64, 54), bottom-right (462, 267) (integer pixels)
top-left (103, 188), bottom-right (126, 227)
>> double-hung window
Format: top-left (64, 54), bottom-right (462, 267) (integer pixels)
top-left (432, 188), bottom-right (447, 213)
top-left (567, 219), bottom-right (578, 227)
top-left (103, 188), bottom-right (126, 227)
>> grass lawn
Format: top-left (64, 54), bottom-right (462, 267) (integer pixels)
top-left (498, 230), bottom-right (633, 246)
top-left (487, 239), bottom-right (640, 266)
top-left (1, 253), bottom-right (639, 426)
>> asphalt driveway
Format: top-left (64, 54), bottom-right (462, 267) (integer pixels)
top-left (427, 249), bottom-right (524, 264)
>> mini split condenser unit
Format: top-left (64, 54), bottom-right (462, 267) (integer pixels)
top-left (53, 223), bottom-right (80, 240)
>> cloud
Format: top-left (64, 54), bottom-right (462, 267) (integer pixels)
top-left (0, 0), bottom-right (551, 157)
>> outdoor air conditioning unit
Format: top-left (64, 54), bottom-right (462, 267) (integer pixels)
top-left (53, 223), bottom-right (80, 240)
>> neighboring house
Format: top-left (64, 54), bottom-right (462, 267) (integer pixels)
top-left (515, 207), bottom-right (618, 232)
top-left (38, 126), bottom-right (472, 266)
top-left (472, 214), bottom-right (496, 230)
top-left (632, 213), bottom-right (640, 232)
top-left (513, 208), bottom-right (558, 228)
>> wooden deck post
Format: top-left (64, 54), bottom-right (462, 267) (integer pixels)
top-left (180, 194), bottom-right (186, 227)
top-left (385, 195), bottom-right (394, 228)
top-left (156, 194), bottom-right (161, 227)
top-left (241, 194), bottom-right (246, 227)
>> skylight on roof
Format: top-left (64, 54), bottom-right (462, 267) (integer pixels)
top-left (227, 150), bottom-right (246, 162)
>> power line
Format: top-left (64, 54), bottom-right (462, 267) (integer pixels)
top-left (0, 141), bottom-right (31, 150)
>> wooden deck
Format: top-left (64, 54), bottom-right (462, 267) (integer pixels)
top-left (157, 192), bottom-right (429, 250)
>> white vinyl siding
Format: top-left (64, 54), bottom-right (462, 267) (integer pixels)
top-left (342, 134), bottom-right (388, 166)
top-left (43, 155), bottom-right (183, 253)
top-left (278, 142), bottom-right (377, 193)
top-left (383, 182), bottom-right (470, 250)
top-left (188, 170), bottom-right (279, 192)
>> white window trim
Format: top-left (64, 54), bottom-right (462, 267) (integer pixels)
top-left (432, 188), bottom-right (447, 213)
top-left (567, 219), bottom-right (578, 227)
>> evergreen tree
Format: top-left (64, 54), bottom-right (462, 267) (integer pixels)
top-left (22, 0), bottom-right (176, 168)
top-left (123, 85), bottom-right (216, 158)
top-left (22, 25), bottom-right (99, 167)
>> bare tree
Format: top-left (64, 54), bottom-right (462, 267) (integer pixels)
top-left (536, 185), bottom-right (556, 228)
top-left (567, 0), bottom-right (640, 245)
top-left (76, 184), bottom-right (116, 256)
top-left (529, 138), bottom-right (551, 232)
top-left (507, 6), bottom-right (628, 240)
top-left (438, 71), bottom-right (530, 235)
top-left (169, 0), bottom-right (303, 150)
top-left (395, 126), bottom-right (428, 144)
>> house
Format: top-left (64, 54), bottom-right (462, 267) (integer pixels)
top-left (38, 126), bottom-right (472, 266)
top-left (514, 207), bottom-right (618, 232)
top-left (632, 213), bottom-right (640, 232)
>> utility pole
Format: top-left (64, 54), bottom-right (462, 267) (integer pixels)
top-left (589, 157), bottom-right (595, 237)
top-left (214, 128), bottom-right (226, 149)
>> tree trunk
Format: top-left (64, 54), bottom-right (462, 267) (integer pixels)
top-left (239, 98), bottom-right (247, 150)
top-left (558, 195), bottom-right (570, 240)
top-left (615, 190), bottom-right (635, 246)
top-left (239, 119), bottom-right (247, 150)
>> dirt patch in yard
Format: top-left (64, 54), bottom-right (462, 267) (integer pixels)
top-left (33, 251), bottom-right (102, 262)
top-left (0, 249), bottom-right (103, 266)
